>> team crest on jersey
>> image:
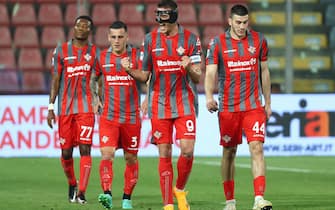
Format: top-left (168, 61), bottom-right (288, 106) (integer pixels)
top-left (59, 137), bottom-right (66, 145)
top-left (153, 130), bottom-right (162, 139)
top-left (222, 135), bottom-right (232, 143)
top-left (176, 46), bottom-right (185, 56)
top-left (248, 46), bottom-right (256, 54)
top-left (102, 136), bottom-right (109, 143)
top-left (84, 53), bottom-right (92, 62)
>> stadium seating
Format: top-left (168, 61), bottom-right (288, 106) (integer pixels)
top-left (0, 48), bottom-right (17, 69)
top-left (293, 12), bottom-right (322, 26)
top-left (202, 26), bottom-right (225, 48)
top-left (0, 4), bottom-right (10, 25)
top-left (264, 34), bottom-right (286, 48)
top-left (94, 26), bottom-right (109, 49)
top-left (14, 26), bottom-right (39, 48)
top-left (329, 27), bottom-right (335, 49)
top-left (44, 48), bottom-right (55, 71)
top-left (119, 3), bottom-right (145, 25)
top-left (145, 3), bottom-right (158, 26)
top-left (11, 3), bottom-right (37, 26)
top-left (21, 71), bottom-right (47, 93)
top-left (198, 3), bottom-right (224, 26)
top-left (18, 48), bottom-right (44, 71)
top-left (38, 3), bottom-right (63, 26)
top-left (268, 56), bottom-right (286, 70)
top-left (293, 34), bottom-right (327, 50)
top-left (0, 71), bottom-right (20, 94)
top-left (293, 79), bottom-right (335, 92)
top-left (64, 3), bottom-right (89, 26)
top-left (293, 55), bottom-right (331, 71)
top-left (325, 4), bottom-right (335, 26)
top-left (41, 26), bottom-right (66, 49)
top-left (119, 0), bottom-right (142, 3)
top-left (175, 3), bottom-right (197, 25)
top-left (0, 27), bottom-right (12, 48)
top-left (92, 4), bottom-right (116, 26)
top-left (250, 11), bottom-right (286, 26)
top-left (127, 26), bottom-right (146, 47)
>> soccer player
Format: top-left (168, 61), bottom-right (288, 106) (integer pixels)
top-left (90, 21), bottom-right (142, 210)
top-left (205, 4), bottom-right (273, 210)
top-left (124, 1), bottom-right (202, 209)
top-left (47, 15), bottom-right (99, 204)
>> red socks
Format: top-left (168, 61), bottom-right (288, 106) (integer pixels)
top-left (60, 157), bottom-right (77, 186)
top-left (159, 157), bottom-right (173, 205)
top-left (79, 155), bottom-right (92, 193)
top-left (223, 180), bottom-right (235, 200)
top-left (176, 155), bottom-right (193, 190)
top-left (100, 159), bottom-right (113, 192)
top-left (124, 162), bottom-right (139, 195)
top-left (253, 176), bottom-right (265, 196)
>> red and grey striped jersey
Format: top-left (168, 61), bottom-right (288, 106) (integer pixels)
top-left (206, 29), bottom-right (268, 112)
top-left (95, 46), bottom-right (141, 124)
top-left (141, 25), bottom-right (202, 119)
top-left (52, 40), bottom-right (99, 115)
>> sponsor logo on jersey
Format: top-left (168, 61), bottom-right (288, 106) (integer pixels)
top-left (66, 64), bottom-right (91, 77)
top-left (227, 58), bottom-right (257, 68)
top-left (106, 75), bottom-right (133, 82)
top-left (157, 60), bottom-right (182, 67)
top-left (67, 64), bottom-right (91, 73)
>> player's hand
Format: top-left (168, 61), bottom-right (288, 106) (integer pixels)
top-left (181, 56), bottom-right (191, 71)
top-left (93, 100), bottom-right (103, 115)
top-left (47, 110), bottom-right (56, 129)
top-left (121, 57), bottom-right (132, 70)
top-left (264, 104), bottom-right (272, 120)
top-left (141, 96), bottom-right (148, 116)
top-left (206, 99), bottom-right (218, 113)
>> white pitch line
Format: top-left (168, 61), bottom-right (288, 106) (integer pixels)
top-left (195, 160), bottom-right (312, 173)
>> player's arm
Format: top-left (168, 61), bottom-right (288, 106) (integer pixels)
top-left (205, 64), bottom-right (218, 113)
top-left (90, 71), bottom-right (102, 114)
top-left (90, 54), bottom-right (103, 114)
top-left (47, 48), bottom-right (61, 129)
top-left (140, 74), bottom-right (151, 116)
top-left (261, 60), bottom-right (272, 119)
top-left (47, 71), bottom-right (60, 129)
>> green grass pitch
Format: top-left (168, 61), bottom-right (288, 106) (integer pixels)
top-left (0, 156), bottom-right (334, 210)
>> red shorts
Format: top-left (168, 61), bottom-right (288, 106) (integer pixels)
top-left (218, 107), bottom-right (266, 147)
top-left (151, 115), bottom-right (196, 144)
top-left (58, 113), bottom-right (95, 149)
top-left (99, 117), bottom-right (141, 154)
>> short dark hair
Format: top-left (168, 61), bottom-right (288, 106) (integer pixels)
top-left (109, 21), bottom-right (127, 32)
top-left (230, 4), bottom-right (249, 17)
top-left (75, 15), bottom-right (94, 29)
top-left (157, 0), bottom-right (178, 10)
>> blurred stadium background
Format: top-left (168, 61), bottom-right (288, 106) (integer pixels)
top-left (0, 0), bottom-right (334, 95)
